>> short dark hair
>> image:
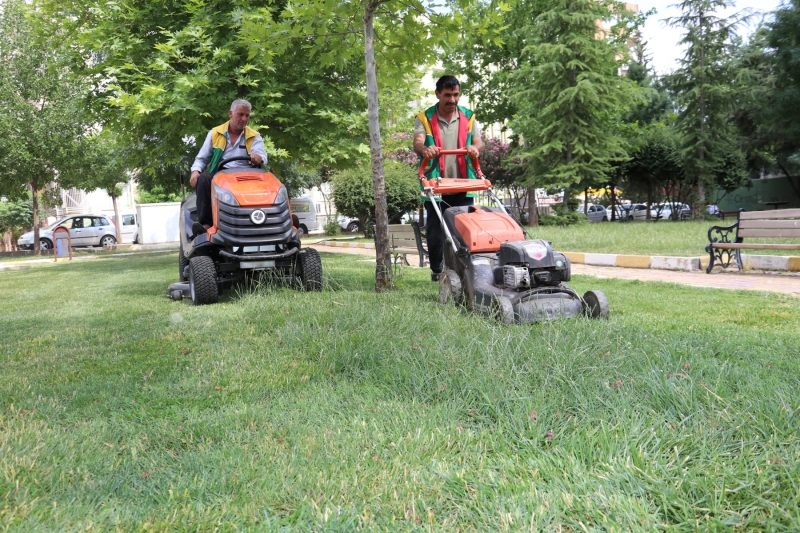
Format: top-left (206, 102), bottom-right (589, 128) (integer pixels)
top-left (435, 75), bottom-right (460, 93)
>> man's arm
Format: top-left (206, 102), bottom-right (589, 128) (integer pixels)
top-left (413, 116), bottom-right (439, 160)
top-left (249, 135), bottom-right (268, 166)
top-left (190, 131), bottom-right (214, 187)
top-left (466, 120), bottom-right (484, 159)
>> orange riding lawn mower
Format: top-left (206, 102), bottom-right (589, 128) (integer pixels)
top-left (422, 149), bottom-right (609, 324)
top-left (167, 156), bottom-right (322, 305)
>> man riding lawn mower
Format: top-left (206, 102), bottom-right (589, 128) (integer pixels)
top-left (421, 149), bottom-right (609, 324)
top-left (167, 99), bottom-right (322, 305)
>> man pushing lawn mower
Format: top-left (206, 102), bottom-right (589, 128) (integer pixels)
top-left (414, 79), bottom-right (609, 323)
top-left (414, 75), bottom-right (484, 282)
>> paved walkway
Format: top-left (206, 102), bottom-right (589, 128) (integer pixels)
top-left (310, 244), bottom-right (800, 295)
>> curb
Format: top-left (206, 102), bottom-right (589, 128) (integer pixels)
top-left (319, 240), bottom-right (375, 249)
top-left (301, 241), bottom-right (800, 273)
top-left (563, 252), bottom-right (800, 272)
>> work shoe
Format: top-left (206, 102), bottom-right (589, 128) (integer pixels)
top-left (431, 272), bottom-right (441, 282)
top-left (191, 221), bottom-right (208, 238)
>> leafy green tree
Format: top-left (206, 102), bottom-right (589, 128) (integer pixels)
top-left (743, 1), bottom-right (800, 199)
top-left (667, 0), bottom-right (750, 203)
top-left (622, 125), bottom-right (683, 218)
top-left (0, 0), bottom-right (93, 254)
top-left (509, 0), bottom-right (637, 203)
top-left (0, 198), bottom-right (34, 250)
top-left (265, 0), bottom-right (497, 290)
top-left (442, 0), bottom-right (534, 128)
top-left (331, 161), bottom-right (420, 234)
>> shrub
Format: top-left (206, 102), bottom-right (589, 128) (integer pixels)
top-left (324, 221), bottom-right (341, 236)
top-left (331, 161), bottom-right (421, 231)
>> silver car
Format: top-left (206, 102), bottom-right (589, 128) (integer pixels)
top-left (18, 214), bottom-right (118, 251)
top-left (585, 204), bottom-right (609, 222)
top-left (626, 203), bottom-right (649, 221)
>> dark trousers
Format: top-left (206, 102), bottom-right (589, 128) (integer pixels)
top-left (425, 193), bottom-right (473, 274)
top-left (195, 172), bottom-right (214, 226)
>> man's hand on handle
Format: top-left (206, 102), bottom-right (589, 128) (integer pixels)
top-left (250, 153), bottom-right (263, 166)
top-left (190, 170), bottom-right (200, 188)
top-left (465, 145), bottom-right (480, 159)
top-left (421, 146), bottom-right (440, 160)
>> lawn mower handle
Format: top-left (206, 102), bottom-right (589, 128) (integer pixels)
top-left (417, 149), bottom-right (485, 180)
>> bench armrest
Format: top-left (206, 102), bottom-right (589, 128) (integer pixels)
top-left (707, 221), bottom-right (740, 247)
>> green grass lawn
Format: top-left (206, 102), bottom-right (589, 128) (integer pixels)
top-left (1, 253), bottom-right (799, 531)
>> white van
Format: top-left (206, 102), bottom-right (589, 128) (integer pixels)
top-left (289, 197), bottom-right (319, 236)
top-left (110, 212), bottom-right (139, 243)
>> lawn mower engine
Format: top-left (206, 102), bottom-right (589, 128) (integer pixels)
top-left (499, 240), bottom-right (571, 290)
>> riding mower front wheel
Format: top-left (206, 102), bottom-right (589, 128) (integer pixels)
top-left (296, 248), bottom-right (323, 291)
top-left (189, 256), bottom-right (218, 305)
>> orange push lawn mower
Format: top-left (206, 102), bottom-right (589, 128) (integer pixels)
top-left (421, 149), bottom-right (609, 323)
top-left (168, 156), bottom-right (322, 305)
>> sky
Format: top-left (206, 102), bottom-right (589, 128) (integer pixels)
top-left (637, 0), bottom-right (784, 75)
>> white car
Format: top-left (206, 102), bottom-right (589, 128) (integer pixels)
top-left (651, 202), bottom-right (691, 221)
top-left (337, 216), bottom-right (361, 233)
top-left (110, 212), bottom-right (139, 244)
top-left (626, 203), bottom-right (650, 221)
top-left (18, 214), bottom-right (118, 251)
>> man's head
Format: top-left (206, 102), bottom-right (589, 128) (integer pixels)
top-left (228, 99), bottom-right (252, 132)
top-left (435, 76), bottom-right (461, 114)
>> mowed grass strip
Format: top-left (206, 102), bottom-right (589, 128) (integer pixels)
top-left (1, 252), bottom-right (799, 531)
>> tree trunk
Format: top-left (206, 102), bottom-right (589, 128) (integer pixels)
top-left (610, 187), bottom-right (617, 221)
top-left (646, 186), bottom-right (652, 221)
top-left (527, 185), bottom-right (538, 226)
top-left (31, 176), bottom-right (41, 256)
top-left (112, 192), bottom-right (122, 242)
top-left (583, 188), bottom-right (588, 214)
top-left (363, 2), bottom-right (392, 291)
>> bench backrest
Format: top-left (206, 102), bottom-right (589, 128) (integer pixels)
top-left (388, 224), bottom-right (418, 249)
top-left (738, 209), bottom-right (800, 239)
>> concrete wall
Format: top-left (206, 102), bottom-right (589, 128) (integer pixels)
top-left (136, 202), bottom-right (180, 244)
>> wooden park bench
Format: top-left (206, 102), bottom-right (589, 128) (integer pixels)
top-left (705, 208), bottom-right (800, 273)
top-left (388, 222), bottom-right (428, 267)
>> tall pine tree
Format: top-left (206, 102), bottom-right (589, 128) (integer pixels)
top-left (510, 0), bottom-right (635, 201)
top-left (667, 0), bottom-right (748, 203)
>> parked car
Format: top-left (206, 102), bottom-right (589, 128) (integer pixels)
top-left (337, 216), bottom-right (361, 233)
top-left (18, 214), bottom-right (118, 251)
top-left (289, 197), bottom-right (320, 236)
top-left (586, 204), bottom-right (609, 222)
top-left (110, 212), bottom-right (139, 244)
top-left (400, 211), bottom-right (420, 225)
top-left (607, 205), bottom-right (626, 221)
top-left (626, 203), bottom-right (649, 221)
top-left (651, 202), bottom-right (692, 221)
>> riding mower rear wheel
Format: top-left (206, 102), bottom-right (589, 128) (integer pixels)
top-left (179, 242), bottom-right (189, 282)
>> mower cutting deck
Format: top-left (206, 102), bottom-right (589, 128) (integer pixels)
top-left (420, 149), bottom-right (609, 324)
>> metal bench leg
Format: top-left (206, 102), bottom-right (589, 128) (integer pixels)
top-left (705, 245), bottom-right (715, 273)
top-left (736, 250), bottom-right (743, 271)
